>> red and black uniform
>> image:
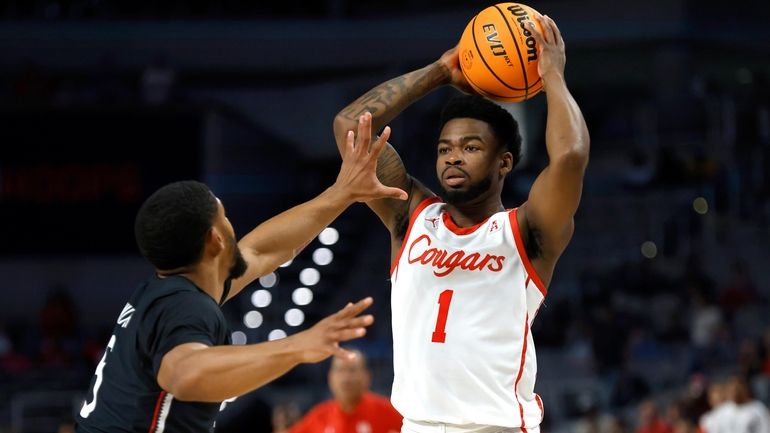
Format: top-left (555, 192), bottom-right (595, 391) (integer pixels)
top-left (76, 275), bottom-right (230, 433)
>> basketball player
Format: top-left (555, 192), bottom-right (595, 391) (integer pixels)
top-left (332, 15), bottom-right (588, 433)
top-left (76, 115), bottom-right (407, 433)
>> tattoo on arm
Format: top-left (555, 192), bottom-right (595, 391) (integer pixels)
top-left (339, 77), bottom-right (407, 121)
top-left (339, 67), bottom-right (443, 124)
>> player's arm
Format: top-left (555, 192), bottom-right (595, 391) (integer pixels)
top-left (225, 117), bottom-right (407, 302)
top-left (157, 298), bottom-right (374, 402)
top-left (519, 15), bottom-right (590, 284)
top-left (332, 48), bottom-right (471, 236)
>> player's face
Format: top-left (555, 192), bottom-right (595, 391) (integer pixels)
top-left (328, 356), bottom-right (370, 405)
top-left (436, 118), bottom-right (504, 205)
top-left (215, 199), bottom-right (247, 280)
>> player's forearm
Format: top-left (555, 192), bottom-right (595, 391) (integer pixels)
top-left (542, 73), bottom-right (590, 168)
top-left (166, 337), bottom-right (303, 402)
top-left (333, 62), bottom-right (450, 145)
top-left (238, 185), bottom-right (353, 275)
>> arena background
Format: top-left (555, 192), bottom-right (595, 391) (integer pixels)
top-left (1, 0), bottom-right (769, 431)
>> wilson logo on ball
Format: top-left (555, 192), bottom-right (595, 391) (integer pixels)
top-left (506, 4), bottom-right (538, 62)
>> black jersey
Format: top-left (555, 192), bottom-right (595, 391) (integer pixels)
top-left (76, 275), bottom-right (230, 433)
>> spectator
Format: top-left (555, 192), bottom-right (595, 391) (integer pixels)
top-left (699, 380), bottom-right (735, 433)
top-left (689, 289), bottom-right (722, 350)
top-left (727, 376), bottom-right (770, 433)
top-left (635, 399), bottom-right (672, 433)
top-left (288, 350), bottom-right (402, 433)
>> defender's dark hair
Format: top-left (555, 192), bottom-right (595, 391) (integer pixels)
top-left (134, 180), bottom-right (218, 271)
top-left (439, 94), bottom-right (523, 167)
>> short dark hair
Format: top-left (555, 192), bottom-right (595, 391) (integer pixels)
top-left (439, 94), bottom-right (523, 167)
top-left (134, 180), bottom-right (218, 271)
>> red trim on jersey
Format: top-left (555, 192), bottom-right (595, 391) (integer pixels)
top-left (509, 209), bottom-right (547, 297)
top-left (390, 196), bottom-right (442, 276)
top-left (148, 391), bottom-right (166, 433)
top-left (535, 394), bottom-right (544, 422)
top-left (514, 312), bottom-right (530, 430)
top-left (441, 212), bottom-right (490, 235)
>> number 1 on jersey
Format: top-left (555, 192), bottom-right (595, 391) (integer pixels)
top-left (431, 289), bottom-right (454, 343)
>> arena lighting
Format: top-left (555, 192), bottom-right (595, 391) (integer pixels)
top-left (312, 247), bottom-right (334, 266)
top-left (693, 197), bottom-right (709, 215)
top-left (292, 287), bottom-right (313, 306)
top-left (231, 331), bottom-right (247, 345)
top-left (251, 289), bottom-right (272, 308)
top-left (284, 308), bottom-right (305, 327)
top-left (268, 329), bottom-right (287, 341)
top-left (299, 268), bottom-right (321, 286)
top-left (259, 272), bottom-right (278, 288)
top-left (318, 227), bottom-right (339, 246)
top-left (641, 241), bottom-right (658, 259)
top-left (243, 310), bottom-right (263, 329)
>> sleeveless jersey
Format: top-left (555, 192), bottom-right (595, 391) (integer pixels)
top-left (76, 275), bottom-right (229, 433)
top-left (390, 197), bottom-right (546, 429)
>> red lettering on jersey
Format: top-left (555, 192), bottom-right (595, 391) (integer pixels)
top-left (458, 252), bottom-right (481, 270)
top-left (407, 234), bottom-right (505, 277)
top-left (489, 256), bottom-right (506, 272)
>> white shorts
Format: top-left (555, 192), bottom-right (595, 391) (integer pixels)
top-left (401, 419), bottom-right (540, 433)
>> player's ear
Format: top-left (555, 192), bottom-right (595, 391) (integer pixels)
top-left (499, 152), bottom-right (513, 177)
top-left (206, 226), bottom-right (225, 256)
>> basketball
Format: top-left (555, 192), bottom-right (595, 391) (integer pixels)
top-left (458, 3), bottom-right (545, 102)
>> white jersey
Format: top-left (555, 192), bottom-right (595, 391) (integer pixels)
top-left (390, 197), bottom-right (547, 430)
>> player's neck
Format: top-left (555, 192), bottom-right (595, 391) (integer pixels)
top-left (176, 263), bottom-right (225, 303)
top-left (445, 198), bottom-right (505, 227)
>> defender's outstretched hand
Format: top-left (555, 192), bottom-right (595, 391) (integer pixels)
top-left (528, 14), bottom-right (566, 90)
top-left (335, 112), bottom-right (408, 203)
top-left (291, 297), bottom-right (375, 363)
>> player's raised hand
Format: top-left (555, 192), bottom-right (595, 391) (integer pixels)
top-left (334, 112), bottom-right (408, 203)
top-left (528, 14), bottom-right (566, 89)
top-left (291, 297), bottom-right (375, 364)
top-left (437, 45), bottom-right (474, 94)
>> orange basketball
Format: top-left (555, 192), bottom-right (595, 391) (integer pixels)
top-left (458, 3), bottom-right (545, 102)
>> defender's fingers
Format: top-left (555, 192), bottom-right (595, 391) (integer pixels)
top-left (339, 314), bottom-right (374, 330)
top-left (337, 327), bottom-right (368, 341)
top-left (374, 185), bottom-right (408, 201)
top-left (334, 297), bottom-right (373, 319)
top-left (355, 113), bottom-right (373, 153)
top-left (369, 126), bottom-right (391, 159)
top-left (333, 345), bottom-right (357, 361)
top-left (344, 130), bottom-right (355, 158)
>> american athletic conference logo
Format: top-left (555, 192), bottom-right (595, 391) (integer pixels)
top-left (407, 234), bottom-right (505, 277)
